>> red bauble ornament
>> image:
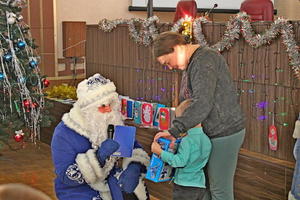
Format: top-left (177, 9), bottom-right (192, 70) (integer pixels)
top-left (23, 100), bottom-right (30, 108)
top-left (31, 102), bottom-right (38, 108)
top-left (14, 134), bottom-right (24, 142)
top-left (43, 79), bottom-right (50, 87)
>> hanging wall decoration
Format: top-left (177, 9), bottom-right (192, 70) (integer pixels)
top-left (98, 12), bottom-right (300, 79)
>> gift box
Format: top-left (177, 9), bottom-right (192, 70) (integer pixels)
top-left (126, 99), bottom-right (134, 119)
top-left (120, 96), bottom-right (128, 118)
top-left (159, 108), bottom-right (170, 130)
top-left (145, 138), bottom-right (180, 182)
top-left (141, 102), bottom-right (154, 127)
top-left (134, 101), bottom-right (142, 124)
top-left (153, 104), bottom-right (166, 127)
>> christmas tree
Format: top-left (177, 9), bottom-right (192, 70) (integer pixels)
top-left (0, 0), bottom-right (52, 147)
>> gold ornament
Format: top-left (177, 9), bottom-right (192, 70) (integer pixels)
top-left (181, 16), bottom-right (193, 40)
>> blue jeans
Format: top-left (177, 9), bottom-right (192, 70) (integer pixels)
top-left (291, 139), bottom-right (300, 199)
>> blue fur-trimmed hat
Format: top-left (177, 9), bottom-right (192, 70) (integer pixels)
top-left (76, 73), bottom-right (117, 109)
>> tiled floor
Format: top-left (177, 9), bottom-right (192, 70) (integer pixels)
top-left (0, 140), bottom-right (159, 200)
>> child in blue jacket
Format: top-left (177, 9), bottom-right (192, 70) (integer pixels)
top-left (151, 99), bottom-right (211, 200)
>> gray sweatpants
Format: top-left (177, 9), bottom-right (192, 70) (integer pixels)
top-left (173, 183), bottom-right (206, 200)
top-left (203, 129), bottom-right (245, 200)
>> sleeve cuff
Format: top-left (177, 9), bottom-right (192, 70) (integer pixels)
top-left (123, 148), bottom-right (150, 170)
top-left (76, 152), bottom-right (97, 184)
top-left (76, 149), bottom-right (116, 183)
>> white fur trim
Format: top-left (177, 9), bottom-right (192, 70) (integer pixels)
top-left (123, 148), bottom-right (150, 170)
top-left (82, 92), bottom-right (119, 111)
top-left (289, 191), bottom-right (297, 200)
top-left (86, 149), bottom-right (117, 181)
top-left (121, 148), bottom-right (150, 200)
top-left (77, 81), bottom-right (116, 109)
top-left (75, 153), bottom-right (97, 184)
top-left (134, 178), bottom-right (148, 200)
top-left (76, 150), bottom-right (117, 184)
top-left (90, 181), bottom-right (112, 200)
top-left (293, 120), bottom-right (300, 138)
top-left (62, 104), bottom-right (90, 140)
top-left (76, 150), bottom-right (115, 200)
top-left (86, 149), bottom-right (105, 179)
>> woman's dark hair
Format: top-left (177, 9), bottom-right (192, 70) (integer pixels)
top-left (153, 31), bottom-right (188, 58)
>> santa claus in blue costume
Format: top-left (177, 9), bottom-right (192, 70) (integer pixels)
top-left (51, 74), bottom-right (150, 200)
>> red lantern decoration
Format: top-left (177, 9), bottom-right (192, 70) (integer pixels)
top-left (174, 0), bottom-right (197, 22)
top-left (240, 0), bottom-right (274, 22)
top-left (43, 79), bottom-right (50, 87)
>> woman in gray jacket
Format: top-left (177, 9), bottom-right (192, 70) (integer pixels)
top-left (153, 31), bottom-right (245, 200)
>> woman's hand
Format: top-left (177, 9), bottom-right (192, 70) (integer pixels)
top-left (151, 141), bottom-right (162, 155)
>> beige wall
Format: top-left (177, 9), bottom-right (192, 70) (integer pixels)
top-left (274, 0), bottom-right (300, 20)
top-left (55, 0), bottom-right (174, 58)
top-left (54, 0), bottom-right (300, 59)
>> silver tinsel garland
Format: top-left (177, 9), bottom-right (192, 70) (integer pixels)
top-left (98, 12), bottom-right (300, 79)
top-left (171, 18), bottom-right (184, 33)
top-left (193, 17), bottom-right (208, 47)
top-left (0, 0), bottom-right (27, 7)
top-left (99, 16), bottom-right (159, 46)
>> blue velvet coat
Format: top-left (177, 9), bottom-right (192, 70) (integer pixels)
top-left (51, 122), bottom-right (149, 200)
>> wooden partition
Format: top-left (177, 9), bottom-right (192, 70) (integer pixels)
top-left (85, 24), bottom-right (177, 106)
top-left (85, 22), bottom-right (300, 200)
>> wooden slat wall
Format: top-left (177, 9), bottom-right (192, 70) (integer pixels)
top-left (86, 25), bottom-right (175, 106)
top-left (86, 22), bottom-right (300, 163)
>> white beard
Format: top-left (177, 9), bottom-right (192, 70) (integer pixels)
top-left (82, 107), bottom-right (124, 148)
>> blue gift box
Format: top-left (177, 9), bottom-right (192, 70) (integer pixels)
top-left (145, 138), bottom-right (179, 182)
top-left (133, 101), bottom-right (142, 124)
top-left (153, 103), bottom-right (166, 127)
top-left (126, 99), bottom-right (134, 119)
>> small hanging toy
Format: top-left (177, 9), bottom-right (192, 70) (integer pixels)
top-left (268, 112), bottom-right (278, 151)
top-left (6, 12), bottom-right (16, 24)
top-left (14, 130), bottom-right (24, 142)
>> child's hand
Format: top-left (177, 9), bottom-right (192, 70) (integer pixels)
top-left (154, 131), bottom-right (176, 149)
top-left (154, 131), bottom-right (171, 141)
top-left (151, 141), bottom-right (162, 155)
